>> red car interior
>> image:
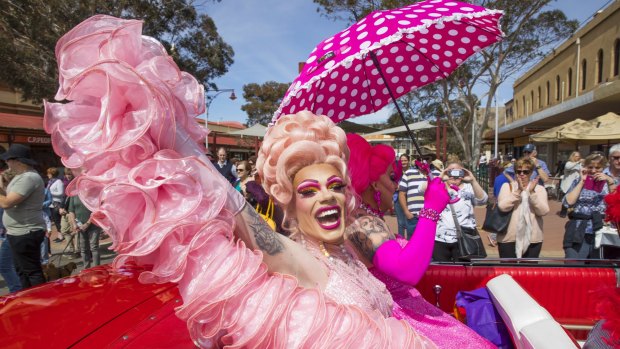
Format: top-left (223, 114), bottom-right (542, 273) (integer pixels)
top-left (0, 261), bottom-right (618, 347)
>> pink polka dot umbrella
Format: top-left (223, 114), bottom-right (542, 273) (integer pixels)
top-left (274, 0), bottom-right (504, 156)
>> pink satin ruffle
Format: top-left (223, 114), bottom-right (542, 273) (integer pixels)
top-left (45, 15), bottom-right (436, 348)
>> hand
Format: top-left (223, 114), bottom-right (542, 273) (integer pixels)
top-left (415, 160), bottom-right (430, 176)
top-left (423, 177), bottom-right (450, 212)
top-left (580, 169), bottom-right (588, 182)
top-left (405, 211), bottom-right (414, 220)
top-left (462, 168), bottom-right (475, 183)
top-left (528, 174), bottom-right (539, 193)
top-left (592, 172), bottom-right (609, 183)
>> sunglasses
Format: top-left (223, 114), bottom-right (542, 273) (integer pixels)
top-left (516, 170), bottom-right (531, 175)
top-left (611, 156), bottom-right (620, 161)
top-left (236, 168), bottom-right (246, 172)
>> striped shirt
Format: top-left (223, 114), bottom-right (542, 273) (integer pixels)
top-left (398, 168), bottom-right (426, 214)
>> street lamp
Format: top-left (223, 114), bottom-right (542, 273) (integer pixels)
top-left (205, 88), bottom-right (237, 147)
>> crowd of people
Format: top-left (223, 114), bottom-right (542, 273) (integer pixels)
top-left (0, 144), bottom-right (104, 293)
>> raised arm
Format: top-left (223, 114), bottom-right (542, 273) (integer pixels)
top-left (371, 177), bottom-right (450, 286)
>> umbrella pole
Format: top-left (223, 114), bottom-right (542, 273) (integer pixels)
top-left (369, 52), bottom-right (424, 159)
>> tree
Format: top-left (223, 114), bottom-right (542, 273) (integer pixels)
top-left (314, 0), bottom-right (578, 167)
top-left (0, 0), bottom-right (233, 104)
top-left (241, 81), bottom-right (290, 126)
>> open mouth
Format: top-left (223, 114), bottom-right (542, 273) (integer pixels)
top-left (315, 205), bottom-right (342, 230)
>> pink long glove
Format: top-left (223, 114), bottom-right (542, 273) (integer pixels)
top-left (372, 177), bottom-right (450, 286)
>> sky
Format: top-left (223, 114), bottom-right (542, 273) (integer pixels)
top-left (199, 0), bottom-right (613, 125)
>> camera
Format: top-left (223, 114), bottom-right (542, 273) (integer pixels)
top-left (448, 169), bottom-right (465, 178)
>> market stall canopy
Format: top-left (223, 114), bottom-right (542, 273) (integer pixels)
top-left (529, 118), bottom-right (588, 143)
top-left (226, 124), bottom-right (267, 137)
top-left (364, 120), bottom-right (435, 136)
top-left (558, 112), bottom-right (620, 144)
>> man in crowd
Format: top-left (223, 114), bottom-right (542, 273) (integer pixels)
top-left (214, 147), bottom-right (237, 185)
top-left (0, 144), bottom-right (46, 288)
top-left (398, 158), bottom-right (427, 239)
top-left (604, 143), bottom-right (620, 185)
top-left (522, 143), bottom-right (551, 184)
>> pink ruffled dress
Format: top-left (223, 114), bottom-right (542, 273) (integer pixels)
top-left (44, 15), bottom-right (437, 348)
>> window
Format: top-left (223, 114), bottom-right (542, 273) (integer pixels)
top-left (597, 49), bottom-right (604, 83)
top-left (537, 86), bottom-right (542, 108)
top-left (568, 68), bottom-right (573, 96)
top-left (614, 39), bottom-right (619, 77)
top-left (546, 81), bottom-right (550, 105)
top-left (515, 100), bottom-right (519, 117)
top-left (530, 91), bottom-right (534, 112)
top-left (522, 96), bottom-right (526, 116)
top-left (555, 75), bottom-right (560, 100)
top-left (581, 59), bottom-right (587, 90)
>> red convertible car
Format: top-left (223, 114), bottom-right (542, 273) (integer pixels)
top-left (0, 259), bottom-right (618, 348)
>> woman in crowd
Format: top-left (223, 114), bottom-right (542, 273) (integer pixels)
top-left (563, 153), bottom-right (617, 259)
top-left (497, 158), bottom-right (550, 258)
top-left (46, 167), bottom-right (65, 243)
top-left (559, 151), bottom-right (582, 217)
top-left (0, 169), bottom-right (22, 293)
top-left (433, 159), bottom-right (488, 262)
top-left (233, 160), bottom-right (252, 195)
top-left (345, 134), bottom-right (495, 348)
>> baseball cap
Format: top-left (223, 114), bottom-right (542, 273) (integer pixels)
top-left (523, 144), bottom-right (536, 153)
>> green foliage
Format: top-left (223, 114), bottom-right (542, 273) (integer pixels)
top-left (0, 0), bottom-right (233, 103)
top-left (241, 81), bottom-right (290, 126)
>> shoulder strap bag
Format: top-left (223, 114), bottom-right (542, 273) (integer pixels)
top-left (449, 203), bottom-right (487, 260)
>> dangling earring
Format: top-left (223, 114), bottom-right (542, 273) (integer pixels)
top-left (374, 190), bottom-right (381, 209)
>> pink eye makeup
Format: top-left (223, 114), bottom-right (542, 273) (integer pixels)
top-left (297, 180), bottom-right (320, 196)
top-left (326, 176), bottom-right (345, 191)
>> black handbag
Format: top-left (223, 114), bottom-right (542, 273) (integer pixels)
top-left (481, 201), bottom-right (512, 234)
top-left (448, 204), bottom-right (487, 260)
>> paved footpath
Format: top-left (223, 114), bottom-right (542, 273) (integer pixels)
top-left (0, 199), bottom-right (568, 296)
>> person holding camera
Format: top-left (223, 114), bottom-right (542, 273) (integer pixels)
top-left (432, 160), bottom-right (488, 262)
top-left (497, 158), bottom-right (549, 258)
top-left (563, 153), bottom-right (617, 259)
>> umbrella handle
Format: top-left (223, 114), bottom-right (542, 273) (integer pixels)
top-left (369, 51), bottom-right (425, 158)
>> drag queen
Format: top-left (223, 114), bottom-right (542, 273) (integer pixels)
top-left (44, 15), bottom-right (441, 348)
top-left (345, 134), bottom-right (495, 348)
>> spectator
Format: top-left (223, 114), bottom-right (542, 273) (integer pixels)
top-left (522, 144), bottom-right (551, 185)
top-left (433, 159), bottom-right (488, 262)
top-left (559, 151), bottom-right (582, 217)
top-left (563, 153), bottom-right (617, 259)
top-left (0, 144), bottom-right (46, 288)
top-left (67, 194), bottom-right (103, 269)
top-left (478, 153), bottom-right (488, 168)
top-left (58, 168), bottom-right (79, 257)
top-left (430, 159), bottom-right (444, 177)
top-left (234, 160), bottom-right (252, 195)
top-left (46, 167), bottom-right (65, 242)
top-left (603, 143), bottom-right (620, 185)
top-left (497, 158), bottom-right (549, 258)
top-left (0, 168), bottom-right (22, 293)
top-left (433, 160), bottom-right (488, 262)
top-left (488, 163), bottom-right (515, 247)
top-left (214, 147), bottom-right (237, 184)
top-left (398, 157), bottom-right (427, 239)
top-left (394, 154), bottom-right (410, 236)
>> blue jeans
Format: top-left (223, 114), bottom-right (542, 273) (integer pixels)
top-left (0, 236), bottom-right (22, 293)
top-left (403, 216), bottom-right (419, 240)
top-left (40, 236), bottom-right (49, 265)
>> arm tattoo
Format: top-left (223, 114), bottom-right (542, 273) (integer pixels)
top-left (247, 207), bottom-right (284, 256)
top-left (347, 216), bottom-right (394, 262)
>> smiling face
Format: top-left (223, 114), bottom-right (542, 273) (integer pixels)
top-left (293, 163), bottom-right (347, 244)
top-left (399, 155), bottom-right (409, 169)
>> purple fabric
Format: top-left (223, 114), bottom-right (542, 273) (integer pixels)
top-left (456, 287), bottom-right (513, 348)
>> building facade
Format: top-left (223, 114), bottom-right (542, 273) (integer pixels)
top-left (499, 1), bottom-right (620, 167)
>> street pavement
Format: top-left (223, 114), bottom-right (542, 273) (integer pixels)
top-left (0, 198), bottom-right (568, 296)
